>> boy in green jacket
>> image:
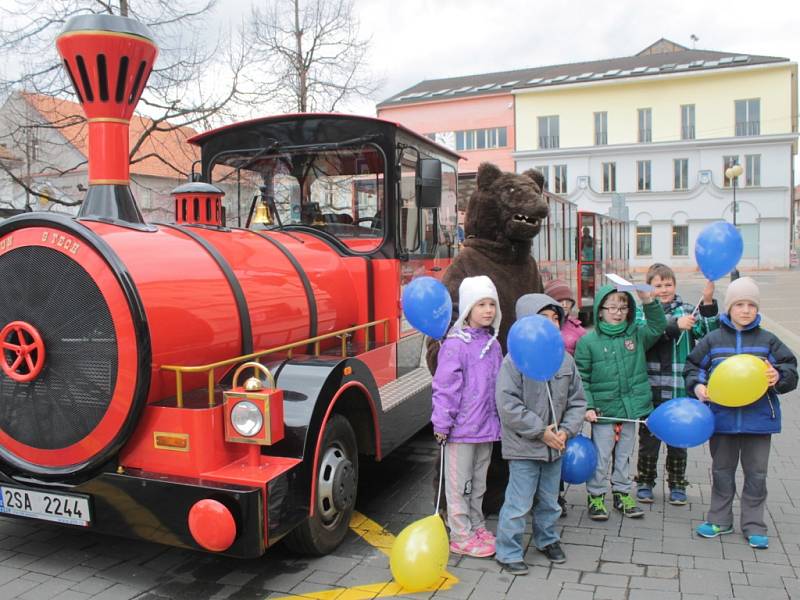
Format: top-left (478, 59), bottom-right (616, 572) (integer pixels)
top-left (575, 284), bottom-right (666, 520)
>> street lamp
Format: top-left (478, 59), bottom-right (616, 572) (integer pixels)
top-left (725, 163), bottom-right (744, 280)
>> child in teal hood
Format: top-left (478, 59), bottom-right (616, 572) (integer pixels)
top-left (574, 283), bottom-right (666, 520)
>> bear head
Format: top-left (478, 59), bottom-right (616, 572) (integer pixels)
top-left (464, 163), bottom-right (548, 244)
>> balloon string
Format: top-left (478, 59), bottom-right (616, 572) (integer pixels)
top-left (594, 416), bottom-right (645, 425)
top-left (434, 442), bottom-right (445, 516)
top-left (546, 383), bottom-right (563, 456)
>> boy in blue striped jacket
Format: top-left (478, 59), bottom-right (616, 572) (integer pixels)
top-left (684, 277), bottom-right (797, 549)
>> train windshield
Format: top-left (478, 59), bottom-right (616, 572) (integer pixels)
top-left (211, 143), bottom-right (385, 252)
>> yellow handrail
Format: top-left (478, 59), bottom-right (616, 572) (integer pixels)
top-left (161, 319), bottom-right (390, 408)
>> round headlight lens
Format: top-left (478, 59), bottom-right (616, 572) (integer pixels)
top-left (230, 401), bottom-right (263, 437)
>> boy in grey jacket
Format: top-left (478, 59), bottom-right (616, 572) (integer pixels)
top-left (494, 294), bottom-right (586, 574)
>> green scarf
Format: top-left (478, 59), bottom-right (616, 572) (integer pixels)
top-left (598, 320), bottom-right (628, 336)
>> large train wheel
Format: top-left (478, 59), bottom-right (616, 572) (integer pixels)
top-left (286, 414), bottom-right (358, 555)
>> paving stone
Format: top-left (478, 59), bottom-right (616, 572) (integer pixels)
top-left (628, 590), bottom-right (681, 600)
top-left (90, 583), bottom-right (154, 600)
top-left (50, 591), bottom-right (92, 600)
top-left (472, 570), bottom-right (514, 595)
top-left (547, 569), bottom-right (580, 583)
top-left (730, 573), bottom-right (748, 584)
top-left (336, 565), bottom-right (392, 589)
top-left (505, 577), bottom-right (561, 600)
top-left (58, 565), bottom-right (97, 583)
top-left (747, 572), bottom-right (790, 589)
top-left (601, 539), bottom-right (633, 562)
top-left (633, 538), bottom-right (663, 553)
top-left (662, 537), bottom-right (724, 558)
top-left (646, 566), bottom-right (678, 578)
top-left (631, 551), bottom-right (677, 567)
top-left (732, 585), bottom-right (789, 599)
top-left (679, 568), bottom-right (733, 596)
top-left (579, 572), bottom-right (628, 588)
top-left (594, 586), bottom-right (627, 600)
top-left (20, 571), bottom-right (50, 582)
top-left (18, 577), bottom-right (75, 600)
top-left (0, 577), bottom-right (40, 598)
top-left (556, 588), bottom-right (593, 600)
top-left (216, 570), bottom-right (259, 586)
top-left (599, 561), bottom-right (645, 576)
top-left (742, 561), bottom-right (796, 576)
top-left (69, 576), bottom-right (116, 595)
top-left (694, 556), bottom-right (743, 572)
top-left (629, 576), bottom-right (680, 591)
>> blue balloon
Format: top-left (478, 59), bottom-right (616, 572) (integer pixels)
top-left (561, 434), bottom-right (598, 484)
top-left (646, 397), bottom-right (715, 449)
top-left (694, 221), bottom-right (743, 281)
top-left (401, 277), bottom-right (452, 339)
top-left (507, 315), bottom-right (565, 381)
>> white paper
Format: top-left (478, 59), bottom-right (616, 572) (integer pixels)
top-left (605, 273), bottom-right (653, 293)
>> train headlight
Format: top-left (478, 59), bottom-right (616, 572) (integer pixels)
top-left (230, 401), bottom-right (263, 437)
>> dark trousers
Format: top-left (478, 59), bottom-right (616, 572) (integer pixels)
top-left (707, 434), bottom-right (771, 536)
top-left (636, 421), bottom-right (688, 489)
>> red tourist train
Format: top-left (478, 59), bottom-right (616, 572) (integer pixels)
top-left (0, 14), bottom-right (626, 558)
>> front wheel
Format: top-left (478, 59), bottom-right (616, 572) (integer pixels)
top-left (285, 414), bottom-right (358, 555)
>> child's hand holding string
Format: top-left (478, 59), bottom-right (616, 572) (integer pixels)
top-left (543, 424), bottom-right (565, 451)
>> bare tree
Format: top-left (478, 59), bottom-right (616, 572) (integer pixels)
top-left (0, 0), bottom-right (265, 211)
top-left (249, 0), bottom-right (381, 113)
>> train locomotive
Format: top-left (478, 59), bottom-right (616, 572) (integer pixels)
top-left (0, 14), bottom-right (461, 557)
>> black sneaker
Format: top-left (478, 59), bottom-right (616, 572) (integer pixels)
top-left (613, 492), bottom-right (644, 518)
top-left (538, 542), bottom-right (566, 564)
top-left (557, 494), bottom-right (568, 519)
top-left (495, 558), bottom-right (529, 575)
top-left (587, 494), bottom-right (609, 520)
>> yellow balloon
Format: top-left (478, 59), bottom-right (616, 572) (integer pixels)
top-left (389, 514), bottom-right (449, 591)
top-left (708, 354), bottom-right (769, 408)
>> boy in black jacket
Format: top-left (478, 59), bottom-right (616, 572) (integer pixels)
top-left (685, 277), bottom-right (797, 549)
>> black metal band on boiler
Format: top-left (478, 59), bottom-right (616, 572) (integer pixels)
top-left (250, 231), bottom-right (318, 341)
top-left (158, 223), bottom-right (254, 355)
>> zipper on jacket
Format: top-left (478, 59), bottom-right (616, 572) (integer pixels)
top-left (768, 395), bottom-right (776, 419)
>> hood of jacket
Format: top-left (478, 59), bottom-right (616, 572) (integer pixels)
top-left (592, 283), bottom-right (636, 329)
top-left (515, 293), bottom-right (565, 325)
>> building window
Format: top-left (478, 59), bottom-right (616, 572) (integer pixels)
top-left (735, 98), bottom-right (760, 136)
top-left (636, 226), bottom-right (652, 256)
top-left (554, 164), bottom-right (568, 194)
top-left (538, 116), bottom-right (560, 149)
top-left (454, 127), bottom-right (507, 151)
top-left (602, 162), bottom-right (616, 192)
top-left (535, 165), bottom-right (549, 191)
top-left (638, 108), bottom-right (652, 143)
top-left (745, 154), bottom-right (761, 186)
top-left (594, 111), bottom-right (608, 145)
top-left (672, 225), bottom-right (689, 256)
top-left (723, 155), bottom-right (740, 187)
top-left (681, 104), bottom-right (695, 140)
top-left (637, 160), bottom-right (652, 191)
top-left (674, 158), bottom-right (689, 190)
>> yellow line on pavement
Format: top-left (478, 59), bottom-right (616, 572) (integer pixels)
top-left (270, 511), bottom-right (459, 599)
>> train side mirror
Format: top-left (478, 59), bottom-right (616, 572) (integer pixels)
top-left (416, 158), bottom-right (442, 209)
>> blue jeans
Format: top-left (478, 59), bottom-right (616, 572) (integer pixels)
top-left (495, 458), bottom-right (562, 562)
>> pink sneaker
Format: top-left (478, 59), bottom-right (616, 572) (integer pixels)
top-left (450, 533), bottom-right (495, 558)
top-left (475, 527), bottom-right (496, 543)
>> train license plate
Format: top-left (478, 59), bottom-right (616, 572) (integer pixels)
top-left (0, 485), bottom-right (91, 527)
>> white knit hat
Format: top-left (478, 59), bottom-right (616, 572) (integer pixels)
top-left (448, 275), bottom-right (502, 358)
top-left (724, 276), bottom-right (760, 313)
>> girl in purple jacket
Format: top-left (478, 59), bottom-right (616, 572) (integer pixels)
top-left (432, 275), bottom-right (503, 558)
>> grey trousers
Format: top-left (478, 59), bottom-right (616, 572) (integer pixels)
top-left (587, 422), bottom-right (636, 496)
top-left (444, 441), bottom-right (493, 542)
top-left (707, 434), bottom-right (771, 536)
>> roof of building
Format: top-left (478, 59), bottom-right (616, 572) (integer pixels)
top-left (378, 39), bottom-right (790, 108)
top-left (22, 92), bottom-right (199, 179)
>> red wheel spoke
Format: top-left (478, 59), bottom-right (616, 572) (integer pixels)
top-left (24, 353), bottom-right (35, 372)
top-left (10, 354), bottom-right (23, 371)
top-left (2, 341), bottom-right (20, 351)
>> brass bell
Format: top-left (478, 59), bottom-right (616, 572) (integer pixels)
top-left (252, 202), bottom-right (272, 225)
top-left (243, 376), bottom-right (264, 391)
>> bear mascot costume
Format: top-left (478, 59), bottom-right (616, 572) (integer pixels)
top-left (428, 161), bottom-right (549, 514)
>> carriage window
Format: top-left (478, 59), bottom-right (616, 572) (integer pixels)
top-left (211, 144), bottom-right (385, 253)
